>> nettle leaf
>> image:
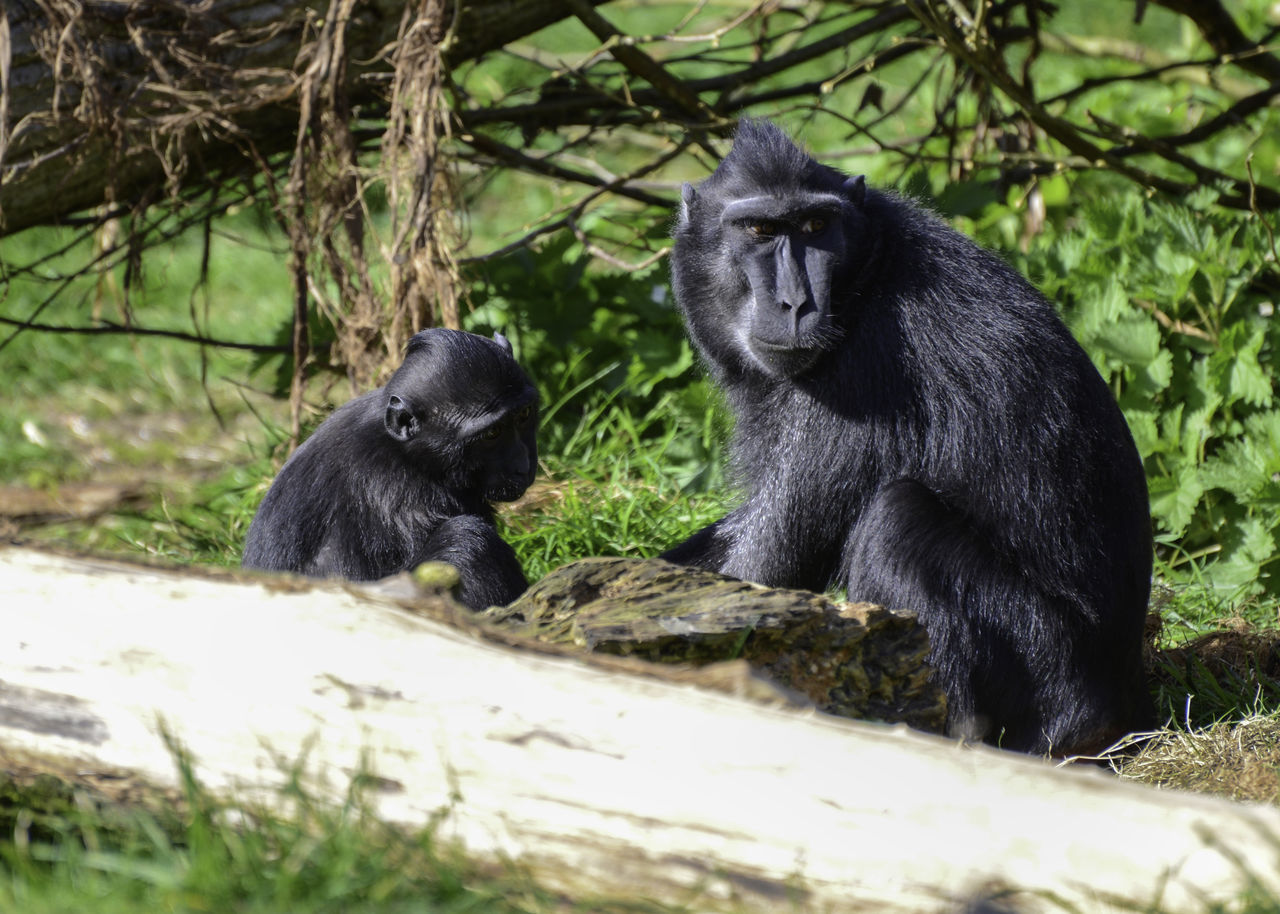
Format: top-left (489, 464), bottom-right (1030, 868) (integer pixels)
top-left (1255, 408), bottom-right (1280, 457)
top-left (1095, 312), bottom-right (1162, 368)
top-left (1184, 185), bottom-right (1223, 210)
top-left (1211, 322), bottom-right (1273, 408)
top-left (1070, 280), bottom-right (1131, 345)
top-left (1084, 195), bottom-right (1142, 244)
top-left (1133, 348), bottom-right (1174, 398)
top-left (1179, 358), bottom-right (1226, 461)
top-left (1157, 401), bottom-right (1186, 456)
top-left (1179, 404), bottom-right (1217, 465)
top-left (1151, 241), bottom-right (1198, 300)
top-left (1160, 346), bottom-right (1197, 403)
top-left (1220, 267), bottom-right (1259, 317)
top-left (1048, 232), bottom-right (1090, 279)
top-left (1148, 464), bottom-right (1204, 539)
top-left (1123, 408), bottom-right (1160, 458)
top-left (1206, 514), bottom-right (1276, 596)
top-left (1201, 410), bottom-right (1280, 499)
top-left (1154, 204), bottom-right (1213, 255)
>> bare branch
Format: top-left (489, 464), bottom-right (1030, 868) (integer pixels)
top-left (903, 0), bottom-right (1280, 210)
top-left (564, 0), bottom-right (722, 154)
top-left (1149, 0), bottom-right (1280, 83)
top-left (458, 136), bottom-right (693, 263)
top-left (567, 213), bottom-right (670, 272)
top-left (1132, 299), bottom-right (1215, 344)
top-left (0, 314), bottom-right (289, 352)
top-left (458, 6), bottom-right (916, 131)
top-left (459, 132), bottom-right (672, 209)
top-left (7, 0), bottom-right (1280, 384)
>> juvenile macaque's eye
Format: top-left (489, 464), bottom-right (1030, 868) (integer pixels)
top-left (482, 426), bottom-right (502, 441)
top-left (516, 405), bottom-right (534, 423)
top-left (748, 221), bottom-right (780, 237)
top-left (800, 217), bottom-right (826, 234)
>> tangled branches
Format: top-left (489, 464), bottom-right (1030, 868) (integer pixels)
top-left (446, 0), bottom-right (1280, 269)
top-left (2, 0), bottom-right (1279, 392)
top-left (1, 0), bottom-right (462, 423)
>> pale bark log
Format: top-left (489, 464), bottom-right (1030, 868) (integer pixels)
top-left (2, 544), bottom-right (1280, 913)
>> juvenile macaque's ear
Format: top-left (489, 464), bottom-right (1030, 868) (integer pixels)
top-left (679, 183), bottom-right (697, 225)
top-left (843, 175), bottom-right (867, 206)
top-left (493, 332), bottom-right (513, 357)
top-left (384, 394), bottom-right (419, 442)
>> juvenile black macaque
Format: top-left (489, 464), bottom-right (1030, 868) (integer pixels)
top-left (663, 120), bottom-right (1153, 755)
top-left (243, 328), bottom-right (538, 610)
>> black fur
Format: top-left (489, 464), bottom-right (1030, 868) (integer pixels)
top-left (243, 328), bottom-right (537, 610)
top-left (663, 120), bottom-right (1153, 754)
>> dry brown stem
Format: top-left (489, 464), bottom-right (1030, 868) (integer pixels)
top-left (381, 0), bottom-right (461, 365)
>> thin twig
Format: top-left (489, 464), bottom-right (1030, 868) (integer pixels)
top-left (1132, 299), bottom-right (1215, 343)
top-left (0, 315), bottom-right (290, 352)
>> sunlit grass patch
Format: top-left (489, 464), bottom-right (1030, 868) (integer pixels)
top-left (0, 749), bottom-right (677, 914)
top-left (1113, 711), bottom-right (1280, 806)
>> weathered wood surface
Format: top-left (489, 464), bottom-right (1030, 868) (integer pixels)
top-left (488, 556), bottom-right (946, 732)
top-left (0, 0), bottom-right (602, 232)
top-left (2, 544), bottom-right (1280, 913)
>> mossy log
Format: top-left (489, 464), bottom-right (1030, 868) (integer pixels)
top-left (486, 557), bottom-right (946, 733)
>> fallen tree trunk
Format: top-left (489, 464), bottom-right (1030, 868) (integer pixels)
top-left (2, 543), bottom-right (1279, 913)
top-left (0, 0), bottom-right (599, 233)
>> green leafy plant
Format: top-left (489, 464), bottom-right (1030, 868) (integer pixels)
top-left (1018, 192), bottom-right (1279, 596)
top-left (462, 232), bottom-right (728, 487)
top-left (0, 749), bottom-right (657, 914)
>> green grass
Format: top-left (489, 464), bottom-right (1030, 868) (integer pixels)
top-left (500, 367), bottom-right (731, 581)
top-left (0, 754), bottom-right (677, 914)
top-left (1148, 587), bottom-right (1280, 728)
top-left (0, 208), bottom-right (293, 493)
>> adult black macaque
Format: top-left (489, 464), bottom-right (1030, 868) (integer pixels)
top-left (243, 328), bottom-right (538, 610)
top-left (663, 120), bottom-right (1153, 755)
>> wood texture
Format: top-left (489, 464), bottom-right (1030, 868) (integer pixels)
top-left (0, 0), bottom-right (599, 232)
top-left (488, 556), bottom-right (947, 732)
top-left (2, 544), bottom-right (1280, 912)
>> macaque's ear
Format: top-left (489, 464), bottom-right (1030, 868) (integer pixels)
top-left (679, 183), bottom-right (697, 225)
top-left (384, 394), bottom-right (419, 442)
top-left (843, 175), bottom-right (866, 207)
top-left (493, 332), bottom-right (513, 357)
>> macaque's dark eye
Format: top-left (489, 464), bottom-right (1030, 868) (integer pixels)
top-left (748, 221), bottom-right (780, 237)
top-left (800, 217), bottom-right (826, 234)
top-left (481, 425), bottom-right (503, 441)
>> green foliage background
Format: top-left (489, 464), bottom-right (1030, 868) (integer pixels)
top-left (1022, 193), bottom-right (1279, 598)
